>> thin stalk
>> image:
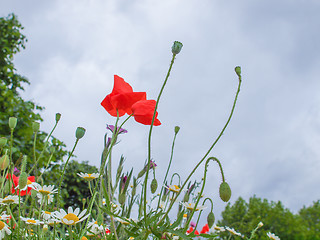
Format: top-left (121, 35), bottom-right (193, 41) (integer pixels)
top-left (158, 73), bottom-right (242, 225)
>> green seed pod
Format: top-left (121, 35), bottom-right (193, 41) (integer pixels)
top-left (75, 127), bottom-right (86, 139)
top-left (9, 117), bottom-right (17, 129)
top-left (207, 212), bottom-right (215, 228)
top-left (19, 172), bottom-right (28, 190)
top-left (55, 113), bottom-right (61, 122)
top-left (0, 137), bottom-right (7, 148)
top-left (219, 182), bottom-right (232, 202)
top-left (118, 192), bottom-right (126, 205)
top-left (235, 66), bottom-right (241, 77)
top-left (151, 178), bottom-right (158, 194)
top-left (0, 154), bottom-right (9, 170)
top-left (137, 169), bottom-right (146, 179)
top-left (172, 41), bottom-right (183, 55)
top-left (174, 126), bottom-right (180, 134)
top-left (32, 122), bottom-right (40, 133)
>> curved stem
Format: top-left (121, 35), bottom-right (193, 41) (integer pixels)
top-left (158, 72), bottom-right (242, 225)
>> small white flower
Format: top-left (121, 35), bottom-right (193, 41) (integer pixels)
top-left (54, 207), bottom-right (89, 225)
top-left (165, 185), bottom-right (180, 193)
top-left (0, 195), bottom-right (20, 205)
top-left (34, 185), bottom-right (58, 196)
top-left (16, 181), bottom-right (40, 191)
top-left (0, 220), bottom-right (11, 239)
top-left (267, 232), bottom-right (280, 240)
top-left (77, 172), bottom-right (99, 181)
top-left (0, 212), bottom-right (10, 221)
top-left (181, 202), bottom-right (207, 211)
top-left (41, 210), bottom-right (54, 220)
top-left (20, 216), bottom-right (43, 225)
top-left (213, 224), bottom-right (225, 232)
top-left (37, 193), bottom-right (54, 204)
top-left (226, 227), bottom-right (243, 237)
top-left (87, 219), bottom-right (105, 236)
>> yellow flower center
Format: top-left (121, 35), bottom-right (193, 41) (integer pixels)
top-left (44, 211), bottom-right (51, 215)
top-left (2, 199), bottom-right (14, 204)
top-left (39, 189), bottom-right (51, 195)
top-left (63, 213), bottom-right (79, 225)
top-left (81, 237), bottom-right (88, 240)
top-left (27, 180), bottom-right (32, 185)
top-left (27, 219), bottom-right (37, 224)
top-left (0, 221), bottom-right (5, 230)
top-left (84, 174), bottom-right (95, 180)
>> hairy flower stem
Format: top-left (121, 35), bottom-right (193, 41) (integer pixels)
top-left (144, 53), bottom-right (177, 222)
top-left (56, 138), bottom-right (79, 209)
top-left (158, 71), bottom-right (242, 225)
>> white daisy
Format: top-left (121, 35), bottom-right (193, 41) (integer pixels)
top-left (37, 193), bottom-right (54, 204)
top-left (20, 216), bottom-right (43, 225)
top-left (15, 181), bottom-right (40, 191)
top-left (181, 202), bottom-right (207, 211)
top-left (165, 185), bottom-right (180, 193)
top-left (0, 212), bottom-right (10, 221)
top-left (77, 172), bottom-right (99, 181)
top-left (226, 227), bottom-right (243, 237)
top-left (267, 232), bottom-right (280, 240)
top-left (41, 210), bottom-right (54, 220)
top-left (213, 225), bottom-right (225, 232)
top-left (45, 218), bottom-right (61, 226)
top-left (54, 207), bottom-right (89, 225)
top-left (0, 195), bottom-right (20, 205)
top-left (0, 220), bottom-right (11, 239)
top-left (87, 219), bottom-right (105, 236)
top-left (34, 185), bottom-right (58, 196)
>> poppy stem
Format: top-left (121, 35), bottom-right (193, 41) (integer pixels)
top-left (143, 53), bottom-right (177, 222)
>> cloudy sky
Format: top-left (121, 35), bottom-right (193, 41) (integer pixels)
top-left (2, 0), bottom-right (320, 220)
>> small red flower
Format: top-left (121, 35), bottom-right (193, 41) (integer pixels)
top-left (200, 223), bottom-right (210, 234)
top-left (101, 75), bottom-right (146, 117)
top-left (131, 100), bottom-right (161, 126)
top-left (186, 227), bottom-right (194, 234)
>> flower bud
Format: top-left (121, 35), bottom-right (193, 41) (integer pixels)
top-left (183, 192), bottom-right (189, 202)
top-left (32, 122), bottom-right (40, 133)
top-left (137, 169), bottom-right (146, 179)
top-left (151, 178), bottom-right (158, 194)
top-left (172, 41), bottom-right (183, 55)
top-left (0, 137), bottom-right (7, 148)
top-left (174, 126), bottom-right (180, 134)
top-left (9, 117), bottom-right (17, 129)
top-left (118, 192), bottom-right (126, 205)
top-left (235, 66), bottom-right (241, 77)
top-left (219, 182), bottom-right (231, 202)
top-left (207, 212), bottom-right (215, 228)
top-left (19, 172), bottom-right (28, 190)
top-left (258, 222), bottom-right (263, 228)
top-left (76, 127), bottom-right (86, 139)
top-left (43, 224), bottom-right (49, 232)
top-left (55, 113), bottom-right (61, 122)
top-left (0, 154), bottom-right (9, 170)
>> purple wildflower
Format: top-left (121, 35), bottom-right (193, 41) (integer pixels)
top-left (107, 124), bottom-right (128, 134)
top-left (190, 221), bottom-right (196, 228)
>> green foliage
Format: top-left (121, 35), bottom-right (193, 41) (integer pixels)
top-left (0, 13), bottom-right (68, 172)
top-left (42, 160), bottom-right (98, 209)
top-left (218, 196), bottom-right (316, 240)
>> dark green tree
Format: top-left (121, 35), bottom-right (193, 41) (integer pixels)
top-left (0, 13), bottom-right (68, 171)
top-left (299, 200), bottom-right (320, 240)
top-left (218, 196), bottom-right (308, 240)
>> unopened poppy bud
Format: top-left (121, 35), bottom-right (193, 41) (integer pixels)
top-left (0, 137), bottom-right (7, 148)
top-left (21, 155), bottom-right (27, 172)
top-left (119, 192), bottom-right (126, 205)
top-left (76, 127), bottom-right (86, 139)
top-left (219, 182), bottom-right (231, 202)
top-left (32, 122), bottom-right (40, 133)
top-left (137, 169), bottom-right (146, 179)
top-left (151, 178), bottom-right (158, 194)
top-left (9, 117), bottom-right (17, 129)
top-left (19, 172), bottom-right (28, 190)
top-left (0, 154), bottom-right (9, 170)
top-left (235, 66), bottom-right (241, 77)
top-left (172, 41), bottom-right (183, 55)
top-left (174, 126), bottom-right (180, 134)
top-left (55, 113), bottom-right (61, 122)
top-left (207, 212), bottom-right (215, 228)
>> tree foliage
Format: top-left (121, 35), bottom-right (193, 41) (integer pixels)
top-left (218, 195), bottom-right (320, 240)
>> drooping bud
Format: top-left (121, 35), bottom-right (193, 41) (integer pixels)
top-left (207, 212), bottom-right (215, 228)
top-left (219, 182), bottom-right (231, 202)
top-left (0, 137), bottom-right (7, 148)
top-left (9, 117), bottom-right (17, 129)
top-left (32, 122), bottom-right (40, 133)
top-left (172, 41), bottom-right (183, 55)
top-left (55, 113), bottom-right (61, 122)
top-left (174, 126), bottom-right (180, 134)
top-left (235, 66), bottom-right (241, 77)
top-left (76, 127), bottom-right (86, 139)
top-left (119, 192), bottom-right (126, 205)
top-left (151, 178), bottom-right (158, 194)
top-left (0, 154), bottom-right (9, 170)
top-left (19, 172), bottom-right (28, 190)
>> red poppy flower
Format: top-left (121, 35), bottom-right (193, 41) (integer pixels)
top-left (186, 227), bottom-right (194, 234)
top-left (6, 174), bottom-right (35, 196)
top-left (131, 100), bottom-right (161, 126)
top-left (101, 75), bottom-right (146, 117)
top-left (200, 223), bottom-right (210, 234)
